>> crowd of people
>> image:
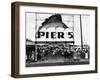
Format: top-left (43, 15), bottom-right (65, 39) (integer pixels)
top-left (26, 44), bottom-right (89, 63)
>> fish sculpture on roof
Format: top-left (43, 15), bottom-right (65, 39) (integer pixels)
top-left (35, 14), bottom-right (69, 38)
top-left (38, 14), bottom-right (68, 32)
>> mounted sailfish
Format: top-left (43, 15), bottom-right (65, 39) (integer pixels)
top-left (35, 14), bottom-right (69, 39)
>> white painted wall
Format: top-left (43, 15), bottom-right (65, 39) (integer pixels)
top-left (0, 0), bottom-right (99, 80)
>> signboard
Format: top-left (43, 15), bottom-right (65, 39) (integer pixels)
top-left (36, 28), bottom-right (74, 41)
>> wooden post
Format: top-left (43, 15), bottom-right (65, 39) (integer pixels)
top-left (80, 15), bottom-right (83, 50)
top-left (34, 13), bottom-right (37, 61)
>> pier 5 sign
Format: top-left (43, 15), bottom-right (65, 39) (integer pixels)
top-left (36, 30), bottom-right (74, 41)
top-left (35, 14), bottom-right (74, 42)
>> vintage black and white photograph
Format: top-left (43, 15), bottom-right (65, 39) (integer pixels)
top-left (26, 12), bottom-right (90, 67)
top-left (11, 2), bottom-right (97, 77)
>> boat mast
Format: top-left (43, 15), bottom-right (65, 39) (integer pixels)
top-left (80, 15), bottom-right (83, 50)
